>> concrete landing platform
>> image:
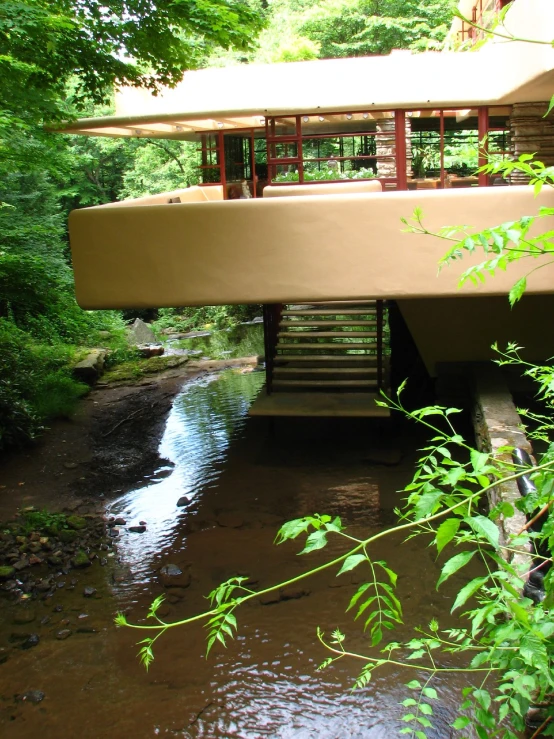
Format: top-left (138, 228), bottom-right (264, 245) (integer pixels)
top-left (248, 391), bottom-right (390, 418)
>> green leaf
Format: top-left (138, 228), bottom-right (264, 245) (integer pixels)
top-left (299, 529), bottom-right (327, 554)
top-left (451, 576), bottom-right (489, 612)
top-left (509, 277), bottom-right (527, 306)
top-left (337, 554), bottom-right (366, 576)
top-left (470, 449), bottom-right (490, 474)
top-left (275, 518), bottom-right (310, 543)
top-left (452, 716), bottom-right (471, 729)
top-left (436, 550), bottom-right (476, 589)
top-left (419, 703), bottom-right (433, 715)
top-left (414, 491), bottom-right (443, 519)
top-left (422, 687), bottom-right (438, 700)
top-left (435, 518), bottom-right (460, 555)
top-left (347, 583), bottom-right (371, 611)
top-left (406, 680), bottom-right (421, 689)
top-left (377, 561), bottom-right (398, 586)
top-left (371, 625), bottom-right (383, 646)
top-left (465, 515), bottom-right (500, 549)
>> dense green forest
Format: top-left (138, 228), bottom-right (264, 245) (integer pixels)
top-left (0, 0), bottom-right (454, 449)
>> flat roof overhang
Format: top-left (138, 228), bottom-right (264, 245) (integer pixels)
top-left (56, 0), bottom-right (554, 140)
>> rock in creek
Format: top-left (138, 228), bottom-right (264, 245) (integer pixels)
top-left (260, 586), bottom-right (310, 606)
top-left (128, 525), bottom-right (146, 534)
top-left (129, 318), bottom-right (157, 344)
top-left (0, 565), bottom-right (15, 580)
top-left (12, 610), bottom-right (36, 625)
top-left (83, 586), bottom-right (97, 598)
top-left (137, 344), bottom-right (164, 358)
top-left (67, 515), bottom-right (87, 530)
top-left (56, 629), bottom-right (72, 640)
top-left (20, 634), bottom-right (40, 649)
top-left (216, 512), bottom-right (244, 529)
top-left (159, 563), bottom-right (192, 589)
top-left (15, 690), bottom-right (45, 704)
top-left (72, 550), bottom-right (92, 568)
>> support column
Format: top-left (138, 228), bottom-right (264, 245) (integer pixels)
top-left (509, 102), bottom-right (554, 184)
top-left (375, 117), bottom-right (397, 180)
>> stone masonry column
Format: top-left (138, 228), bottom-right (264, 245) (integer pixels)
top-left (376, 117), bottom-right (396, 179)
top-left (509, 102), bottom-right (554, 183)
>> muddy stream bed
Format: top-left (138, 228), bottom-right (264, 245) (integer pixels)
top-left (0, 365), bottom-right (479, 738)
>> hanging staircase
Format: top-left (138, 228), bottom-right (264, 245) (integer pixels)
top-left (249, 300), bottom-right (390, 417)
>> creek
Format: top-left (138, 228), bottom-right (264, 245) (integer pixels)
top-left (0, 367), bottom-right (477, 738)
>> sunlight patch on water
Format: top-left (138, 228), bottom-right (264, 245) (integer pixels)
top-left (108, 369), bottom-right (265, 577)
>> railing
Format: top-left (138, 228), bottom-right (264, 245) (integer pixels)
top-left (262, 303), bottom-right (283, 395)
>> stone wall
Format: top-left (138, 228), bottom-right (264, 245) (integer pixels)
top-left (509, 102), bottom-right (554, 183)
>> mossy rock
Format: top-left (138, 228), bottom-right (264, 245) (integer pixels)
top-left (72, 550), bottom-right (91, 568)
top-left (59, 529), bottom-right (79, 543)
top-left (67, 515), bottom-right (87, 531)
top-left (0, 566), bottom-right (15, 580)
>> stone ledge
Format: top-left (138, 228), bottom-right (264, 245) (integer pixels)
top-left (471, 363), bottom-right (531, 571)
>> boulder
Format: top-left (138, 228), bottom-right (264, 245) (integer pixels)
top-left (129, 318), bottom-right (157, 344)
top-left (137, 344), bottom-right (164, 358)
top-left (73, 350), bottom-right (106, 385)
top-left (159, 563), bottom-right (192, 589)
top-left (72, 550), bottom-right (91, 568)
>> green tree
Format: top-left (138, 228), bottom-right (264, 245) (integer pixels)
top-left (0, 0), bottom-right (264, 123)
top-left (299, 0), bottom-right (455, 58)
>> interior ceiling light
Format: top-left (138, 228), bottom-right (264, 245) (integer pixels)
top-left (318, 115), bottom-right (325, 122)
top-left (303, 116), bottom-right (310, 123)
top-left (174, 125), bottom-right (183, 131)
top-left (217, 121), bottom-right (224, 128)
top-left (362, 113), bottom-right (369, 119)
top-left (346, 113), bottom-right (353, 120)
top-left (134, 129), bottom-right (142, 135)
top-left (259, 117), bottom-right (265, 124)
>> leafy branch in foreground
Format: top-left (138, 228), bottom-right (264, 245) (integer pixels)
top-left (401, 154), bottom-right (554, 306)
top-left (116, 372), bottom-right (554, 737)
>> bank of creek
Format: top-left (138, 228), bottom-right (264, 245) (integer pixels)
top-left (0, 327), bottom-right (480, 738)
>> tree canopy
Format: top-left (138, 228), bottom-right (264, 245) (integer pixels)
top-left (210, 0), bottom-right (456, 64)
top-left (0, 0), bottom-right (265, 122)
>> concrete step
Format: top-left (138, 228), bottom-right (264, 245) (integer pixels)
top-left (274, 354), bottom-right (379, 362)
top-left (282, 309), bottom-right (377, 316)
top-left (273, 379), bottom-right (378, 387)
top-left (279, 320), bottom-right (377, 327)
top-left (277, 331), bottom-right (378, 339)
top-left (274, 366), bottom-right (378, 375)
top-left (249, 392), bottom-right (389, 418)
top-left (276, 343), bottom-right (378, 350)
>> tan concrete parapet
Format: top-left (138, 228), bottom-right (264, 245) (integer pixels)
top-left (263, 181), bottom-right (382, 197)
top-left (69, 184), bottom-right (554, 310)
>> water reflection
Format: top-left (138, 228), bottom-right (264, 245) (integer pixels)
top-left (108, 370), bottom-right (264, 579)
top-left (167, 323), bottom-right (265, 360)
top-left (103, 369), bottom-right (474, 738)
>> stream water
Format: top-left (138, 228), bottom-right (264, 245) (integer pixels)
top-left (0, 368), bottom-right (479, 738)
